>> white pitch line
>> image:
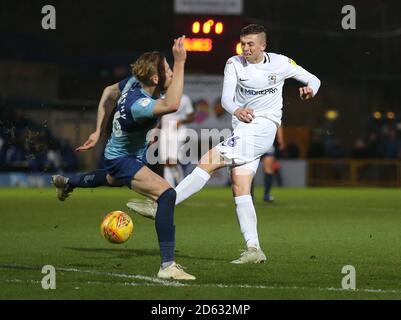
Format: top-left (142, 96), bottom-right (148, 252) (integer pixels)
top-left (202, 283), bottom-right (401, 294)
top-left (2, 264), bottom-right (401, 295)
top-left (4, 277), bottom-right (401, 295)
top-left (56, 266), bottom-right (185, 287)
top-left (5, 279), bottom-right (40, 284)
top-left (0, 263), bottom-right (184, 287)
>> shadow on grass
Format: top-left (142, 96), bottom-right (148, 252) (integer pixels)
top-left (64, 247), bottom-right (160, 259)
top-left (64, 247), bottom-right (227, 261)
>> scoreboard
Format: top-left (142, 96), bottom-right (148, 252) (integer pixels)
top-left (174, 15), bottom-right (247, 73)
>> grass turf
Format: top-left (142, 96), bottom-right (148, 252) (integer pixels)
top-left (0, 187), bottom-right (401, 299)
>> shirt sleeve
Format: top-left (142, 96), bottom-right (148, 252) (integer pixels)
top-left (130, 97), bottom-right (156, 121)
top-left (283, 56), bottom-right (321, 97)
top-left (221, 59), bottom-right (239, 114)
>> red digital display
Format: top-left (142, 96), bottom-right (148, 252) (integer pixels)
top-left (174, 15), bottom-right (247, 72)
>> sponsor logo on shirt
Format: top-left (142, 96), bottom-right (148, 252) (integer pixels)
top-left (138, 98), bottom-right (151, 107)
top-left (268, 74), bottom-right (277, 85)
top-left (240, 87), bottom-right (278, 95)
top-left (227, 136), bottom-right (240, 147)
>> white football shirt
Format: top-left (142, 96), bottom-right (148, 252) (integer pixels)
top-left (221, 52), bottom-right (321, 126)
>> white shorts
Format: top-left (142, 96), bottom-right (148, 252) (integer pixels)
top-left (216, 116), bottom-right (278, 173)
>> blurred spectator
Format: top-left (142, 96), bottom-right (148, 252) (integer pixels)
top-left (5, 141), bottom-right (27, 165)
top-left (307, 134), bottom-right (325, 158)
top-left (285, 142), bottom-right (300, 159)
top-left (194, 99), bottom-right (209, 124)
top-left (381, 129), bottom-right (400, 159)
top-left (326, 139), bottom-right (345, 158)
top-left (28, 143), bottom-right (51, 172)
top-left (365, 131), bottom-right (381, 158)
top-left (0, 136), bottom-right (5, 164)
top-left (1, 110), bottom-right (79, 172)
top-left (352, 138), bottom-right (369, 158)
top-left (60, 140), bottom-right (79, 171)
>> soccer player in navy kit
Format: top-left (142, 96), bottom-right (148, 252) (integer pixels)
top-left (52, 36), bottom-right (195, 280)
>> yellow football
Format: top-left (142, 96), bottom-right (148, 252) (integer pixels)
top-left (100, 211), bottom-right (134, 244)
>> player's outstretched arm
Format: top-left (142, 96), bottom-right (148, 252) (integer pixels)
top-left (76, 83), bottom-right (120, 152)
top-left (153, 36), bottom-right (187, 116)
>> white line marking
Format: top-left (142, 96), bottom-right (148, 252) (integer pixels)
top-left (56, 266), bottom-right (185, 287)
top-left (0, 263), bottom-right (184, 287)
top-left (2, 264), bottom-right (401, 294)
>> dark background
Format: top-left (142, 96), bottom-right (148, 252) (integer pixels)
top-left (1, 0), bottom-right (401, 171)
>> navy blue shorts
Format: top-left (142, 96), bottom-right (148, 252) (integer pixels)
top-left (103, 155), bottom-right (146, 187)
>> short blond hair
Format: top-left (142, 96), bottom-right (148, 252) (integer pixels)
top-left (131, 51), bottom-right (166, 86)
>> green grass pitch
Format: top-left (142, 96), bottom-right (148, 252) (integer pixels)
top-left (0, 186), bottom-right (401, 299)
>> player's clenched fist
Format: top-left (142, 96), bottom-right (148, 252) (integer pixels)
top-left (234, 107), bottom-right (255, 123)
top-left (172, 36), bottom-right (187, 63)
top-left (299, 86), bottom-right (314, 100)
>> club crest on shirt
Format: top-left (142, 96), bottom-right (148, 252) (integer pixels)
top-left (268, 74), bottom-right (277, 85)
top-left (227, 136), bottom-right (240, 147)
top-left (138, 97), bottom-right (151, 107)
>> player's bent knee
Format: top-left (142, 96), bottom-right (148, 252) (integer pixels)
top-left (232, 183), bottom-right (251, 197)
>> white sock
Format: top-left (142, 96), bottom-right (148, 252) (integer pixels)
top-left (234, 195), bottom-right (260, 249)
top-left (164, 166), bottom-right (176, 188)
top-left (175, 167), bottom-right (210, 204)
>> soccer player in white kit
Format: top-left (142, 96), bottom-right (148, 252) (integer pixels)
top-left (128, 24), bottom-right (321, 264)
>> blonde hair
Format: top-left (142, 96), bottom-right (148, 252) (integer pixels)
top-left (131, 51), bottom-right (166, 87)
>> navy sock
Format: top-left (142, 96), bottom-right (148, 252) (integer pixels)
top-left (68, 169), bottom-right (110, 188)
top-left (264, 174), bottom-right (273, 196)
top-left (155, 188), bottom-right (176, 264)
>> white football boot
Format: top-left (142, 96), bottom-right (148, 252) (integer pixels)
top-left (51, 175), bottom-right (73, 201)
top-left (157, 262), bottom-right (196, 280)
top-left (126, 199), bottom-right (157, 220)
top-left (230, 247), bottom-right (267, 264)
